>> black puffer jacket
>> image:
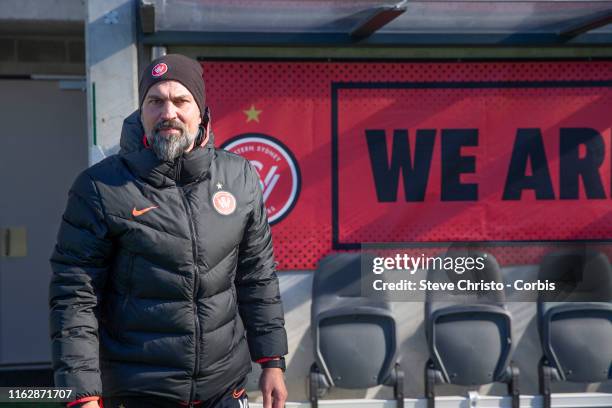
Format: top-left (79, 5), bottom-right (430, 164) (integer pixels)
top-left (49, 111), bottom-right (288, 402)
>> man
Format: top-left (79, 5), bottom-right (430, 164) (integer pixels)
top-left (49, 54), bottom-right (288, 408)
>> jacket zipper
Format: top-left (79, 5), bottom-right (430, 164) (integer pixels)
top-left (179, 185), bottom-right (201, 405)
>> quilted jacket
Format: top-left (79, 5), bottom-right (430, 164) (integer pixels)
top-left (49, 111), bottom-right (287, 402)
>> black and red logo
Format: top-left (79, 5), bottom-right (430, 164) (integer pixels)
top-left (222, 134), bottom-right (301, 225)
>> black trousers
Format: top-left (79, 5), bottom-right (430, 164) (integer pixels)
top-left (102, 377), bottom-right (249, 408)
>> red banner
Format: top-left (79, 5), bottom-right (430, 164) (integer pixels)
top-left (203, 61), bottom-right (612, 270)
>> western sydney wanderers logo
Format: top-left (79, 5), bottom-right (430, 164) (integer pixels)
top-left (221, 134), bottom-right (301, 225)
top-left (212, 191), bottom-right (237, 215)
top-left (151, 62), bottom-right (168, 77)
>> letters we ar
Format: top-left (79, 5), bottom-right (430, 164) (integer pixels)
top-left (365, 127), bottom-right (608, 202)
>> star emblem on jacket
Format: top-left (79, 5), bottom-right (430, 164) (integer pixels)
top-left (216, 182), bottom-right (223, 189)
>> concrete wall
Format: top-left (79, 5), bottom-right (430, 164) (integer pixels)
top-left (85, 0), bottom-right (139, 161)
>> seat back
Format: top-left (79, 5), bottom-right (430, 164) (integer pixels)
top-left (538, 249), bottom-right (612, 382)
top-left (431, 309), bottom-right (511, 385)
top-left (425, 250), bottom-right (512, 385)
top-left (312, 253), bottom-right (397, 389)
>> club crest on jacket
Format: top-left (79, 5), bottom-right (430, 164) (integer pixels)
top-left (212, 190), bottom-right (237, 215)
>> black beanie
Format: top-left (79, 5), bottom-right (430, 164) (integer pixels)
top-left (139, 54), bottom-right (205, 117)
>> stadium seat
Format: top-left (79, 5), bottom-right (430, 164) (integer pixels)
top-left (424, 250), bottom-right (519, 408)
top-left (537, 248), bottom-right (612, 408)
top-left (309, 253), bottom-right (404, 408)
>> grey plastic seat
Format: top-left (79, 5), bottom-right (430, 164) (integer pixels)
top-left (309, 253), bottom-right (404, 408)
top-left (424, 250), bottom-right (519, 408)
top-left (537, 248), bottom-right (612, 408)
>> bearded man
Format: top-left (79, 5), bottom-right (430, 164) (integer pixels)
top-left (49, 54), bottom-right (288, 408)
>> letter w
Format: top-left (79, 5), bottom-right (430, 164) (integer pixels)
top-left (366, 129), bottom-right (435, 202)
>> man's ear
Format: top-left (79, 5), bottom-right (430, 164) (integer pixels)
top-left (202, 106), bottom-right (211, 127)
top-left (198, 116), bottom-right (211, 148)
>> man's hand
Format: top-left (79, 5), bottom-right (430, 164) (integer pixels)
top-left (259, 367), bottom-right (287, 408)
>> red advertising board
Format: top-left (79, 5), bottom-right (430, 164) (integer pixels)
top-left (203, 61), bottom-right (612, 270)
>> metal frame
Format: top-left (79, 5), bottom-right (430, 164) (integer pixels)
top-left (251, 393), bottom-right (612, 407)
top-left (139, 0), bottom-right (155, 34)
top-left (141, 31), bottom-right (612, 46)
top-left (138, 0), bottom-right (612, 46)
top-left (310, 362), bottom-right (405, 408)
top-left (560, 10), bottom-right (612, 40)
top-left (350, 2), bottom-right (408, 39)
top-left (168, 46), bottom-right (612, 60)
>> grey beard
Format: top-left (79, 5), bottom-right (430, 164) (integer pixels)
top-left (147, 120), bottom-right (199, 162)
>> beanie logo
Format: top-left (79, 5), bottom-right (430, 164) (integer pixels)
top-left (151, 63), bottom-right (168, 77)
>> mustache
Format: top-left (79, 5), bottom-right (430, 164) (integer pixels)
top-left (154, 119), bottom-right (186, 133)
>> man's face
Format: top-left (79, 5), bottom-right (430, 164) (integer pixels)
top-left (141, 80), bottom-right (202, 162)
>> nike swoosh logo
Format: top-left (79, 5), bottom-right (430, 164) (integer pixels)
top-left (132, 206), bottom-right (158, 217)
top-left (232, 388), bottom-right (245, 399)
